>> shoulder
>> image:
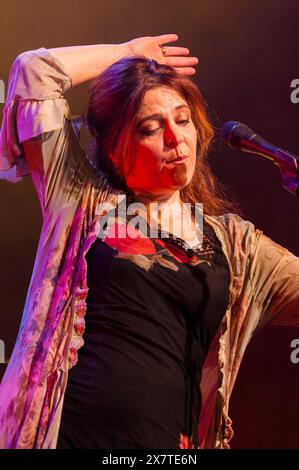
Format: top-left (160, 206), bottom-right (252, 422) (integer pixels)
top-left (204, 212), bottom-right (261, 249)
top-left (204, 212), bottom-right (270, 282)
top-left (205, 212), bottom-right (296, 272)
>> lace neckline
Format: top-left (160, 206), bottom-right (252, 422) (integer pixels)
top-left (156, 226), bottom-right (203, 252)
top-left (138, 216), bottom-right (213, 258)
top-left (125, 204), bottom-right (213, 257)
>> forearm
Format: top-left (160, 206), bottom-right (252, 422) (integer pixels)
top-left (48, 43), bottom-right (131, 87)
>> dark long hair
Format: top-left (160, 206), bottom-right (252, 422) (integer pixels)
top-left (86, 55), bottom-right (240, 216)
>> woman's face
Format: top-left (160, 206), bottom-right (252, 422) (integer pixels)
top-left (120, 86), bottom-right (198, 198)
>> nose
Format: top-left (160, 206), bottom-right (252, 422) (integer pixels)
top-left (163, 122), bottom-right (184, 148)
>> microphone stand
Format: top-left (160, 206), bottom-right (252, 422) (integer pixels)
top-left (274, 148), bottom-right (299, 195)
top-left (221, 121), bottom-right (299, 195)
top-left (243, 141), bottom-right (299, 195)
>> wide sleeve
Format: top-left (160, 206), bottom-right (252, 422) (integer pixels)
top-left (218, 213), bottom-right (299, 330)
top-left (0, 47), bottom-right (98, 214)
top-left (249, 230), bottom-right (299, 329)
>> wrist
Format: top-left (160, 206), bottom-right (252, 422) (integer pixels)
top-left (119, 41), bottom-right (134, 58)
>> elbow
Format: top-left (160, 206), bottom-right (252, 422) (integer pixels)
top-left (10, 50), bottom-right (36, 76)
top-left (6, 49), bottom-right (51, 102)
top-left (3, 51), bottom-right (37, 105)
top-left (6, 48), bottom-right (70, 103)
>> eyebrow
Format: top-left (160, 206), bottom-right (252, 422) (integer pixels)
top-left (136, 104), bottom-right (190, 127)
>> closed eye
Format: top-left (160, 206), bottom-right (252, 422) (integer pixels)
top-left (141, 119), bottom-right (191, 136)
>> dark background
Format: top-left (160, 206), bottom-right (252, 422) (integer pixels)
top-left (0, 0), bottom-right (299, 448)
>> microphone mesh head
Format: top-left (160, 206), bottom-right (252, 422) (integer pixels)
top-left (221, 121), bottom-right (254, 149)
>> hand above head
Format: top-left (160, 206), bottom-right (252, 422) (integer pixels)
top-left (122, 34), bottom-right (199, 76)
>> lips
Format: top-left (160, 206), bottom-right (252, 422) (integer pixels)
top-left (165, 155), bottom-right (188, 164)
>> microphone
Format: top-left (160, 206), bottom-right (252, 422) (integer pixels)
top-left (220, 121), bottom-right (299, 195)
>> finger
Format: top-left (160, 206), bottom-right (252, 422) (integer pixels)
top-left (173, 67), bottom-right (197, 76)
top-left (162, 46), bottom-right (190, 56)
top-left (165, 56), bottom-right (199, 67)
top-left (154, 33), bottom-right (179, 45)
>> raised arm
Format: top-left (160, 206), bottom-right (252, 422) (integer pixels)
top-left (0, 34), bottom-right (198, 214)
top-left (48, 34), bottom-right (199, 86)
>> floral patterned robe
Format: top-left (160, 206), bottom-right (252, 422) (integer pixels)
top-left (0, 47), bottom-right (298, 449)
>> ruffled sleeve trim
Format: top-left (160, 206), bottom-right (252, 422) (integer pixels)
top-left (0, 97), bottom-right (73, 182)
top-left (0, 47), bottom-right (73, 183)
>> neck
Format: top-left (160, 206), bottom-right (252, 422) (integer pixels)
top-left (132, 190), bottom-right (193, 232)
top-left (133, 189), bottom-right (181, 204)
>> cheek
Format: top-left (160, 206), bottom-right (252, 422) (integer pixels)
top-left (190, 128), bottom-right (198, 149)
top-left (134, 143), bottom-right (161, 172)
top-left (190, 134), bottom-right (198, 164)
top-left (125, 144), bottom-right (159, 187)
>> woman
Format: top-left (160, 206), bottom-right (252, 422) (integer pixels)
top-left (0, 34), bottom-right (298, 450)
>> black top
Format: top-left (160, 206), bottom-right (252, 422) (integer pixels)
top-left (57, 211), bottom-right (230, 449)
